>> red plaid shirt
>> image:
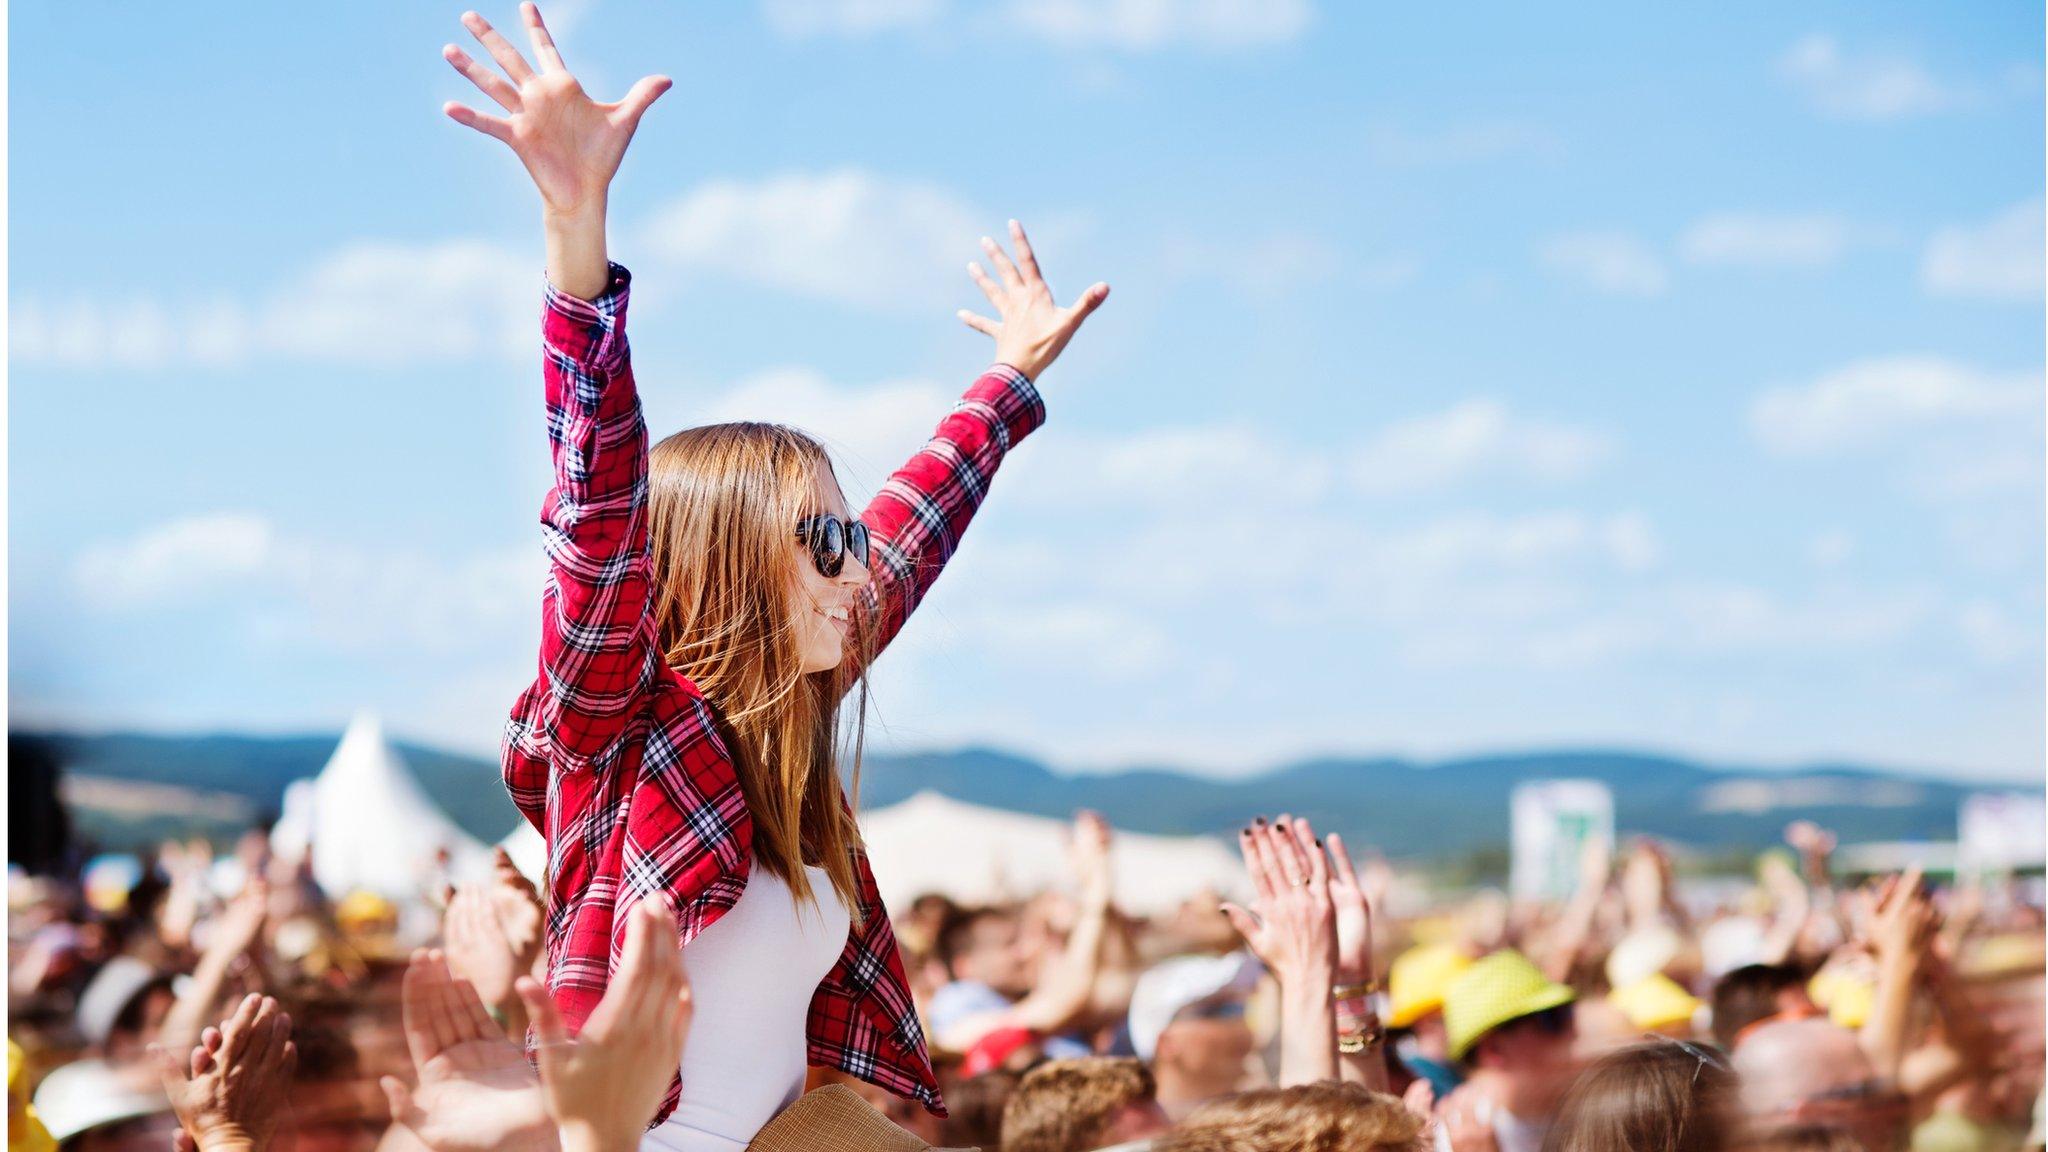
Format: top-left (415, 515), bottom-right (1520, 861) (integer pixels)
top-left (502, 264), bottom-right (1044, 1124)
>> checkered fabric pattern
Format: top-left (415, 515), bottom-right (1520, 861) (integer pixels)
top-left (502, 264), bottom-right (1045, 1124)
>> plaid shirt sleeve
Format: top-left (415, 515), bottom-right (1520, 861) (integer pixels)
top-left (852, 363), bottom-right (1046, 666)
top-left (523, 263), bottom-right (658, 773)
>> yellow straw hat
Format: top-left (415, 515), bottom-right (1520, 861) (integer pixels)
top-left (1444, 949), bottom-right (1577, 1061)
top-left (1608, 973), bottom-right (1702, 1031)
top-left (1388, 944), bottom-right (1474, 1029)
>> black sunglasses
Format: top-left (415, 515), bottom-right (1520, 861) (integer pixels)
top-left (796, 514), bottom-right (870, 577)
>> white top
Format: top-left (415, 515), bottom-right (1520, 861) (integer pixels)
top-left (642, 861), bottom-right (852, 1152)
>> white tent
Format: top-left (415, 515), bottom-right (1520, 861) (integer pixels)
top-left (499, 820), bottom-right (547, 884)
top-left (858, 791), bottom-right (1248, 916)
top-left (271, 714), bottom-right (490, 899)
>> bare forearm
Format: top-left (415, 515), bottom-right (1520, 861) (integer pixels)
top-left (1012, 894), bottom-right (1111, 1032)
top-left (545, 202), bottom-right (609, 301)
top-left (1337, 1045), bottom-right (1389, 1093)
top-left (1859, 952), bottom-right (1918, 1079)
top-left (1277, 982), bottom-right (1338, 1086)
top-left (160, 947), bottom-right (244, 1052)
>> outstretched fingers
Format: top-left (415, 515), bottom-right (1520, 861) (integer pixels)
top-left (1064, 282), bottom-right (1111, 324)
top-left (612, 75), bottom-right (674, 128)
top-left (521, 2), bottom-right (567, 72)
top-left (444, 101), bottom-right (515, 143)
top-left (444, 44), bottom-right (522, 112)
top-left (957, 310), bottom-right (999, 337)
top-left (462, 10), bottom-right (537, 87)
top-left (1007, 220), bottom-right (1042, 283)
top-left (979, 236), bottom-right (1023, 289)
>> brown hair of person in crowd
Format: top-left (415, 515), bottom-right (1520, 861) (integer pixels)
top-left (938, 1068), bottom-right (1023, 1149)
top-left (1151, 1082), bottom-right (1427, 1152)
top-left (1540, 1038), bottom-right (1738, 1152)
top-left (933, 905), bottom-right (1015, 973)
top-left (1709, 964), bottom-right (1814, 1052)
top-left (1000, 1058), bottom-right (1166, 1152)
top-left (1735, 1126), bottom-right (1865, 1152)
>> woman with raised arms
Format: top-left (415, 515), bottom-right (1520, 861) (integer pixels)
top-left (439, 4), bottom-right (1109, 1149)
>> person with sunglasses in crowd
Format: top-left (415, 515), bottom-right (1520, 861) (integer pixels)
top-left (1435, 951), bottom-right (1584, 1152)
top-left (437, 4), bottom-right (1109, 1148)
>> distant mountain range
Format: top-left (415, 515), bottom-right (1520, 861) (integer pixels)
top-left (15, 727), bottom-right (2034, 863)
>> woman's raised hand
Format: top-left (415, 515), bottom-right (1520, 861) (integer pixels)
top-left (1220, 817), bottom-right (1337, 988)
top-left (960, 220), bottom-right (1110, 382)
top-left (442, 3), bottom-right (670, 217)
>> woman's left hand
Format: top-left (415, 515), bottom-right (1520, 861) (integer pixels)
top-left (959, 220), bottom-right (1109, 382)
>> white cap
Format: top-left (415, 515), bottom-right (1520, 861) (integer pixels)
top-left (31, 1058), bottom-right (170, 1141)
top-left (1700, 916), bottom-right (1769, 979)
top-left (1127, 952), bottom-right (1261, 1061)
top-left (75, 956), bottom-right (170, 1046)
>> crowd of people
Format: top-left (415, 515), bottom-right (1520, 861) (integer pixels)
top-left (11, 4), bottom-right (2046, 1151)
top-left (8, 811), bottom-right (2045, 1152)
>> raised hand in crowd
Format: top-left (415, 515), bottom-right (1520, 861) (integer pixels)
top-left (152, 993), bottom-right (297, 1152)
top-left (159, 878), bottom-right (272, 1056)
top-left (1861, 866), bottom-right (1936, 1080)
top-left (516, 896), bottom-right (693, 1152)
top-left (959, 219), bottom-right (1110, 382)
top-left (1222, 816), bottom-right (1338, 1086)
top-left (443, 0), bottom-right (670, 298)
top-left (381, 950), bottom-right (555, 1152)
top-left (488, 848), bottom-right (545, 976)
top-left (443, 879), bottom-right (535, 1041)
top-left (1322, 829), bottom-right (1390, 1092)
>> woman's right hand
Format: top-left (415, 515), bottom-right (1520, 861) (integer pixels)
top-left (442, 3), bottom-right (670, 218)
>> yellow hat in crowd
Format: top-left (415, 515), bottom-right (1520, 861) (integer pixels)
top-left (1809, 967), bottom-right (1876, 1029)
top-left (9, 1040), bottom-right (55, 1152)
top-left (1444, 949), bottom-right (1577, 1061)
top-left (1388, 944), bottom-right (1474, 1029)
top-left (1609, 973), bottom-right (1702, 1032)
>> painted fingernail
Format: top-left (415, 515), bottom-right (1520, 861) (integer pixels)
top-left (1253, 816), bottom-right (1266, 826)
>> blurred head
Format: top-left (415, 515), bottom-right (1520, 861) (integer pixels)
top-left (1001, 1058), bottom-right (1167, 1152)
top-left (1733, 1019), bottom-right (1906, 1152)
top-left (1541, 1038), bottom-right (1737, 1152)
top-left (1152, 1081), bottom-right (1428, 1152)
top-left (1129, 954), bottom-right (1261, 1109)
top-left (937, 907), bottom-right (1033, 996)
top-left (647, 422), bottom-right (874, 909)
top-left (1710, 964), bottom-right (1817, 1051)
top-left (1468, 1004), bottom-right (1580, 1105)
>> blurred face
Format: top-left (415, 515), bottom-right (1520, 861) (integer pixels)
top-left (1155, 1010), bottom-right (1257, 1100)
top-left (791, 468), bottom-right (870, 674)
top-left (951, 914), bottom-right (1034, 996)
top-left (1474, 1005), bottom-right (1581, 1111)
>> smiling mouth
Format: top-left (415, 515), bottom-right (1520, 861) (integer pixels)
top-left (816, 605), bottom-right (851, 634)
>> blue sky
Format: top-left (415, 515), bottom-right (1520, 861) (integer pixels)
top-left (10, 0), bottom-right (2044, 782)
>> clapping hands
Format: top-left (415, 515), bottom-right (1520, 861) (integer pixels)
top-left (153, 994), bottom-right (297, 1152)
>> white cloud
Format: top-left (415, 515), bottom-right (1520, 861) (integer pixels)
top-left (1678, 213), bottom-right (1863, 269)
top-left (1003, 0), bottom-right (1311, 52)
top-left (74, 513), bottom-right (542, 655)
top-left (76, 514), bottom-right (279, 607)
top-left (1536, 231), bottom-right (1668, 296)
top-left (1363, 120), bottom-right (1561, 168)
top-left (691, 366), bottom-right (957, 483)
top-left (1750, 356), bottom-right (2041, 455)
top-left (1777, 34), bottom-right (1964, 120)
top-left (1352, 399), bottom-right (1613, 495)
top-left (642, 170), bottom-right (986, 312)
top-left (11, 239), bottom-right (533, 371)
top-left (1923, 199), bottom-right (2045, 302)
top-left (761, 0), bottom-right (945, 37)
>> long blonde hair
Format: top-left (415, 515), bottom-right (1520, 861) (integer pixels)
top-left (646, 421), bottom-right (869, 914)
